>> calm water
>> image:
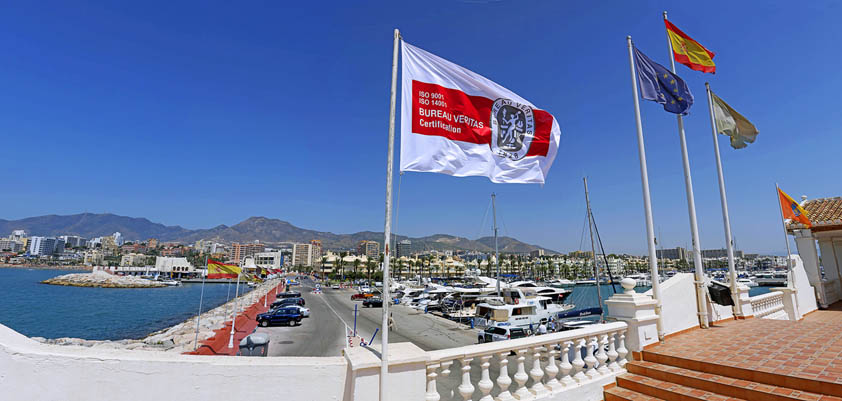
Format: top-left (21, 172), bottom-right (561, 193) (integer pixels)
top-left (566, 284), bottom-right (771, 313)
top-left (0, 268), bottom-right (252, 340)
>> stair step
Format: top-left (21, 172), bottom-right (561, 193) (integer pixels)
top-left (604, 386), bottom-right (666, 401)
top-left (617, 372), bottom-right (744, 401)
top-left (628, 360), bottom-right (842, 401)
top-left (643, 350), bottom-right (842, 398)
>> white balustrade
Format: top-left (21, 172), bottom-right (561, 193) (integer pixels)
top-left (424, 321), bottom-right (628, 401)
top-left (750, 292), bottom-right (785, 318)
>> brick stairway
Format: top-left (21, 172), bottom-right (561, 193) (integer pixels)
top-left (604, 349), bottom-right (842, 401)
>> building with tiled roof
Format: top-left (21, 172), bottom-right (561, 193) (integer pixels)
top-left (786, 196), bottom-right (842, 232)
top-left (789, 196), bottom-right (842, 308)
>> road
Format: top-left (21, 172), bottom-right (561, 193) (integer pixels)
top-left (256, 278), bottom-right (476, 357)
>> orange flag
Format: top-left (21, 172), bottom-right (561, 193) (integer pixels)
top-left (778, 188), bottom-right (811, 227)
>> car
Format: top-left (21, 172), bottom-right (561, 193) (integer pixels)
top-left (257, 307), bottom-right (302, 327)
top-left (360, 286), bottom-right (371, 293)
top-left (477, 324), bottom-right (528, 343)
top-left (272, 297), bottom-right (305, 308)
top-left (331, 284), bottom-right (340, 290)
top-left (276, 291), bottom-right (302, 299)
top-left (363, 297), bottom-right (383, 308)
top-left (277, 305), bottom-right (310, 317)
top-left (351, 293), bottom-right (375, 301)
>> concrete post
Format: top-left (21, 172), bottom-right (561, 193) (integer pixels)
top-left (793, 229), bottom-right (825, 307)
top-left (605, 278), bottom-right (659, 356)
top-left (736, 285), bottom-right (753, 318)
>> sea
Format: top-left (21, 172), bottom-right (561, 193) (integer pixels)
top-left (0, 268), bottom-right (252, 341)
top-left (565, 283), bottom-right (771, 314)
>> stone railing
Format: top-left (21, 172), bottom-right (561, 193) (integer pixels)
top-left (423, 321), bottom-right (628, 401)
top-left (750, 292), bottom-right (785, 318)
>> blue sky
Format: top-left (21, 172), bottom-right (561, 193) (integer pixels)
top-left (2, 1), bottom-right (840, 254)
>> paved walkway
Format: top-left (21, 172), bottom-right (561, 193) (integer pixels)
top-left (645, 303), bottom-right (842, 387)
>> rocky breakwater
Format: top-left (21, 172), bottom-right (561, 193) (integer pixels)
top-left (35, 278), bottom-right (283, 354)
top-left (41, 270), bottom-right (166, 288)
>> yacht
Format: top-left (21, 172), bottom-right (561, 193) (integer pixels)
top-left (754, 271), bottom-right (787, 286)
top-left (733, 277), bottom-right (758, 287)
top-left (623, 273), bottom-right (652, 287)
top-left (473, 288), bottom-right (575, 330)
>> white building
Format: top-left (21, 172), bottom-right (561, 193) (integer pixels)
top-left (28, 237), bottom-right (64, 257)
top-left (113, 232), bottom-right (124, 246)
top-left (155, 257), bottom-right (194, 277)
top-left (83, 250), bottom-right (104, 266)
top-left (120, 253), bottom-right (150, 267)
top-left (292, 243), bottom-right (313, 267)
top-left (254, 251), bottom-right (283, 270)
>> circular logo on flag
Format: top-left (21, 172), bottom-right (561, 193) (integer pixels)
top-left (791, 204), bottom-right (801, 217)
top-left (490, 98), bottom-right (534, 161)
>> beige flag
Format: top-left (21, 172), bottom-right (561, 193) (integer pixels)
top-left (711, 92), bottom-right (759, 149)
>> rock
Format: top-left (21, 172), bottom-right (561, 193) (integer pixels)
top-left (41, 271), bottom-right (166, 288)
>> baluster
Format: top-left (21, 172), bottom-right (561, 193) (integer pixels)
top-left (425, 364), bottom-right (441, 401)
top-left (528, 346), bottom-right (548, 397)
top-left (559, 341), bottom-right (576, 387)
top-left (606, 332), bottom-right (620, 373)
top-left (571, 338), bottom-right (587, 383)
top-left (496, 351), bottom-right (515, 401)
top-left (584, 336), bottom-right (598, 379)
top-left (478, 355), bottom-right (493, 401)
top-left (596, 334), bottom-right (610, 376)
top-left (458, 357), bottom-right (474, 401)
top-left (440, 361), bottom-right (454, 400)
top-left (513, 349), bottom-right (531, 400)
top-left (616, 330), bottom-right (628, 368)
top-left (544, 343), bottom-right (561, 393)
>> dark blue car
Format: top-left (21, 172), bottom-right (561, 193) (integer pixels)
top-left (257, 307), bottom-right (303, 327)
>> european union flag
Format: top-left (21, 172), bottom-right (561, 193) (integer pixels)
top-left (634, 47), bottom-right (694, 115)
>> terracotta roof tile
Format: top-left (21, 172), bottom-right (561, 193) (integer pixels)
top-left (787, 197), bottom-right (842, 231)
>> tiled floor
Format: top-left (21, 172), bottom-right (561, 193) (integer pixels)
top-left (645, 304), bottom-right (842, 385)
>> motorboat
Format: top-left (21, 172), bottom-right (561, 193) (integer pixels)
top-left (754, 271), bottom-right (787, 286)
top-left (735, 278), bottom-right (758, 287)
top-left (160, 279), bottom-right (181, 286)
top-left (473, 287), bottom-right (575, 330)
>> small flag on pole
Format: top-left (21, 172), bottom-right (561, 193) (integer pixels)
top-left (710, 91), bottom-right (759, 149)
top-left (207, 259), bottom-right (241, 279)
top-left (665, 20), bottom-right (716, 73)
top-left (778, 187), bottom-right (811, 228)
top-left (633, 47), bottom-right (694, 115)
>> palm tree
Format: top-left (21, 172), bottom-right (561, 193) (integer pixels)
top-left (353, 258), bottom-right (360, 282)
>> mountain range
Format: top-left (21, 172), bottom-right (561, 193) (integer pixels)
top-left (0, 213), bottom-right (558, 254)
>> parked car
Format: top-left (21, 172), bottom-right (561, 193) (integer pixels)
top-left (331, 284), bottom-right (340, 290)
top-left (285, 305), bottom-right (311, 317)
top-left (351, 293), bottom-right (374, 301)
top-left (360, 286), bottom-right (371, 293)
top-left (257, 307), bottom-right (302, 327)
top-left (276, 291), bottom-right (302, 299)
top-left (363, 297), bottom-right (383, 308)
top-left (477, 324), bottom-right (528, 343)
top-left (272, 297), bottom-right (305, 308)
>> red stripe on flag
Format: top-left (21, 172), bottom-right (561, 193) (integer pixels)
top-left (410, 80), bottom-right (552, 157)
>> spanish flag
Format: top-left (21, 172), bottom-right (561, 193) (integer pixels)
top-left (778, 188), bottom-right (811, 227)
top-left (207, 259), bottom-right (241, 279)
top-left (665, 20), bottom-right (716, 74)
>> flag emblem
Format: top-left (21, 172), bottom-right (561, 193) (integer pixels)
top-left (490, 98), bottom-right (535, 161)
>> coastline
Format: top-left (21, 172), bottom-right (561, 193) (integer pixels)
top-left (0, 264), bottom-right (92, 271)
top-left (33, 278), bottom-right (283, 353)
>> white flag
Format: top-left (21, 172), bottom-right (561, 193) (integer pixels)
top-left (400, 41), bottom-right (562, 184)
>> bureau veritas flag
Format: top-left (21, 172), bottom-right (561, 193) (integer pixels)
top-left (400, 41), bottom-right (562, 184)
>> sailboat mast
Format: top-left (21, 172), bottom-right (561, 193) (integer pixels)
top-left (584, 177), bottom-right (604, 321)
top-left (492, 193), bottom-right (501, 298)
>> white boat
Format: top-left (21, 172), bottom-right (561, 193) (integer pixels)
top-left (735, 278), bottom-right (758, 287)
top-left (473, 288), bottom-right (575, 331)
top-left (754, 272), bottom-right (787, 286)
top-left (574, 279), bottom-right (596, 285)
top-left (623, 273), bottom-right (652, 287)
top-left (160, 280), bottom-right (181, 286)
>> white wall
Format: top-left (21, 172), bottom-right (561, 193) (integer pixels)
top-left (0, 325), bottom-right (347, 401)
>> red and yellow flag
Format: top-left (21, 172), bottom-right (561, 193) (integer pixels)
top-left (778, 188), bottom-right (811, 227)
top-left (665, 20), bottom-right (716, 74)
top-left (207, 259), bottom-right (241, 279)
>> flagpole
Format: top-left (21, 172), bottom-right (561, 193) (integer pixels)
top-left (194, 256), bottom-right (208, 350)
top-left (627, 36), bottom-right (664, 341)
top-left (663, 11), bottom-right (709, 329)
top-left (704, 83), bottom-right (742, 317)
top-left (492, 193), bottom-right (501, 298)
top-left (379, 27), bottom-right (400, 401)
top-left (227, 271), bottom-right (241, 350)
top-left (775, 184), bottom-right (799, 295)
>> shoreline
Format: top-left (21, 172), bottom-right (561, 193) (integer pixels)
top-left (0, 264), bottom-right (92, 271)
top-left (33, 278), bottom-right (283, 353)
